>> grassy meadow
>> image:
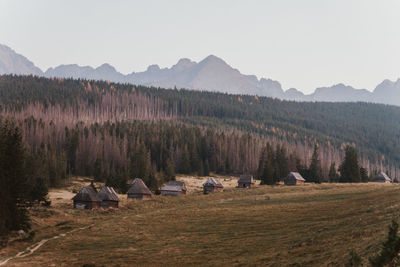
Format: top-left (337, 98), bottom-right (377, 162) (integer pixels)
top-left (1, 180), bottom-right (400, 266)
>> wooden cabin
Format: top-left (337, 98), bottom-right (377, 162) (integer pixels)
top-left (370, 172), bottom-right (392, 183)
top-left (284, 172), bottom-right (306, 185)
top-left (203, 177), bottom-right (223, 193)
top-left (160, 181), bottom-right (187, 196)
top-left (237, 175), bottom-right (255, 188)
top-left (97, 186), bottom-right (120, 208)
top-left (127, 178), bottom-right (152, 199)
top-left (72, 186), bottom-right (101, 210)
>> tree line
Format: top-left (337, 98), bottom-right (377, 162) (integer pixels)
top-left (258, 143), bottom-right (381, 184)
top-left (0, 74), bottom-right (399, 173)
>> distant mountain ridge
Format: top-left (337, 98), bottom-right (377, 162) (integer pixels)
top-left (1, 43), bottom-right (399, 106)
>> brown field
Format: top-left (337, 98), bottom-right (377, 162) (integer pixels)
top-left (1, 177), bottom-right (400, 266)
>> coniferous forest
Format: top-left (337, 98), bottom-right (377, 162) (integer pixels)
top-left (0, 74), bottom-right (400, 192)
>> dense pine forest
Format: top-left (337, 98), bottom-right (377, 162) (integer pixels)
top-left (0, 74), bottom-right (399, 190)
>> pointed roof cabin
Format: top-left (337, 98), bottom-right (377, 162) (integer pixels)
top-left (284, 172), bottom-right (306, 185)
top-left (127, 178), bottom-right (152, 199)
top-left (98, 186), bottom-right (120, 208)
top-left (203, 177), bottom-right (223, 193)
top-left (371, 172), bottom-right (392, 183)
top-left (72, 186), bottom-right (101, 209)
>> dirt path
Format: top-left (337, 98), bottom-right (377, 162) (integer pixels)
top-left (0, 224), bottom-right (93, 266)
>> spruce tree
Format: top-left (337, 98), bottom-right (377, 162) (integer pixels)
top-left (309, 144), bottom-right (323, 183)
top-left (260, 143), bottom-right (275, 185)
top-left (360, 167), bottom-right (369, 183)
top-left (339, 146), bottom-right (361, 183)
top-left (369, 220), bottom-right (400, 266)
top-left (0, 122), bottom-right (48, 244)
top-left (164, 158), bottom-right (176, 181)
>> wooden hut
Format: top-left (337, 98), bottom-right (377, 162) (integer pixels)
top-left (237, 175), bottom-right (255, 188)
top-left (284, 172), bottom-right (306, 185)
top-left (127, 178), bottom-right (152, 199)
top-left (160, 181), bottom-right (187, 196)
top-left (203, 177), bottom-right (223, 193)
top-left (72, 186), bottom-right (101, 210)
top-left (97, 186), bottom-right (120, 208)
top-left (370, 172), bottom-right (392, 183)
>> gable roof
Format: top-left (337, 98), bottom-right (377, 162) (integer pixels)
top-left (373, 172), bottom-right (391, 182)
top-left (286, 172), bottom-right (306, 181)
top-left (203, 177), bottom-right (223, 188)
top-left (161, 181), bottom-right (187, 192)
top-left (98, 186), bottom-right (120, 202)
top-left (238, 175), bottom-right (254, 184)
top-left (72, 186), bottom-right (101, 202)
top-left (127, 178), bottom-right (152, 195)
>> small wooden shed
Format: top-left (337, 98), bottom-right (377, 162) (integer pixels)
top-left (284, 172), bottom-right (306, 185)
top-left (97, 186), bottom-right (120, 208)
top-left (127, 178), bottom-right (152, 199)
top-left (237, 175), bottom-right (255, 188)
top-left (160, 181), bottom-right (187, 196)
top-left (72, 186), bottom-right (101, 210)
top-left (370, 172), bottom-right (392, 183)
top-left (203, 177), bottom-right (224, 193)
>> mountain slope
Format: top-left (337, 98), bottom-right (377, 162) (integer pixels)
top-left (0, 44), bottom-right (43, 76)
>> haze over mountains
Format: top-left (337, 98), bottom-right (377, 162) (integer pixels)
top-left (1, 44), bottom-right (399, 106)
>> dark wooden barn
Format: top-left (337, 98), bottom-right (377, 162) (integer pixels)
top-left (237, 175), bottom-right (255, 188)
top-left (127, 178), bottom-right (152, 199)
top-left (160, 181), bottom-right (187, 196)
top-left (284, 172), bottom-right (306, 185)
top-left (97, 186), bottom-right (120, 208)
top-left (203, 177), bottom-right (223, 193)
top-left (72, 186), bottom-right (101, 210)
top-left (370, 172), bottom-right (392, 183)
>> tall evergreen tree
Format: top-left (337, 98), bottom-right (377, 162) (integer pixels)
top-left (259, 143), bottom-right (275, 185)
top-left (309, 144), bottom-right (323, 183)
top-left (0, 122), bottom-right (48, 245)
top-left (274, 144), bottom-right (288, 183)
top-left (164, 158), bottom-right (176, 181)
top-left (360, 167), bottom-right (369, 183)
top-left (339, 146), bottom-right (361, 183)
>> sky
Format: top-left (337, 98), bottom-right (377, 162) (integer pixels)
top-left (1, 0), bottom-right (400, 94)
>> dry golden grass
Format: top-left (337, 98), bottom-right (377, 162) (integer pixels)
top-left (2, 181), bottom-right (400, 266)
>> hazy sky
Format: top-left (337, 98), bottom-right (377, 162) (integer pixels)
top-left (1, 0), bottom-right (399, 93)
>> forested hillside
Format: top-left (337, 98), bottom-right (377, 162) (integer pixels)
top-left (0, 75), bottom-right (399, 189)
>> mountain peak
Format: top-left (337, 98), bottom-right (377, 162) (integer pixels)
top-left (146, 64), bottom-right (160, 72)
top-left (97, 63), bottom-right (117, 72)
top-left (172, 58), bottom-right (195, 71)
top-left (200, 55), bottom-right (227, 65)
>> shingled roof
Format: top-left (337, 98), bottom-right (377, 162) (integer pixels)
top-left (372, 172), bottom-right (391, 182)
top-left (161, 181), bottom-right (187, 192)
top-left (97, 186), bottom-right (120, 202)
top-left (287, 172), bottom-right (306, 181)
top-left (238, 175), bottom-right (255, 184)
top-left (127, 178), bottom-right (152, 195)
top-left (203, 177), bottom-right (223, 188)
top-left (72, 186), bottom-right (101, 202)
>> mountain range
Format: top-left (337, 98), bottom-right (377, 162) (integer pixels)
top-left (1, 43), bottom-right (399, 106)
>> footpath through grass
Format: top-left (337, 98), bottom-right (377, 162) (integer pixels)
top-left (3, 183), bottom-right (400, 266)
